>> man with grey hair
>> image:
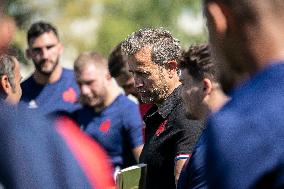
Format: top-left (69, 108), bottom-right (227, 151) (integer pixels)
top-left (0, 54), bottom-right (22, 105)
top-left (122, 28), bottom-right (203, 189)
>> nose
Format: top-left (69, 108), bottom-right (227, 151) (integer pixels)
top-left (40, 47), bottom-right (49, 59)
top-left (134, 77), bottom-right (143, 88)
top-left (80, 84), bottom-right (90, 95)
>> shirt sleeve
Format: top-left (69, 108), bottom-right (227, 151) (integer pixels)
top-left (171, 105), bottom-right (204, 157)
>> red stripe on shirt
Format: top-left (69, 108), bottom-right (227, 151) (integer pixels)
top-left (56, 116), bottom-right (115, 189)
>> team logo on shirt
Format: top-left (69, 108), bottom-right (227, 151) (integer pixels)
top-left (155, 120), bottom-right (168, 136)
top-left (100, 119), bottom-right (111, 133)
top-left (28, 100), bottom-right (38, 109)
top-left (62, 87), bottom-right (77, 103)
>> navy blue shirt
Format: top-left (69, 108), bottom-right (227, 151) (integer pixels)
top-left (0, 102), bottom-right (92, 188)
top-left (70, 94), bottom-right (144, 167)
top-left (205, 63), bottom-right (284, 189)
top-left (20, 68), bottom-right (80, 115)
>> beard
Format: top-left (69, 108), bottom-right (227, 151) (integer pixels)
top-left (34, 57), bottom-right (60, 75)
top-left (139, 82), bottom-right (170, 104)
top-left (140, 70), bottom-right (172, 103)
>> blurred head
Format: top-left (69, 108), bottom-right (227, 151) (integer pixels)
top-left (74, 52), bottom-right (112, 110)
top-left (203, 0), bottom-right (263, 93)
top-left (26, 21), bottom-right (63, 75)
top-left (121, 28), bottom-right (181, 104)
top-left (108, 42), bottom-right (137, 97)
top-left (0, 15), bottom-right (16, 55)
top-left (0, 54), bottom-right (22, 105)
top-left (179, 44), bottom-right (219, 119)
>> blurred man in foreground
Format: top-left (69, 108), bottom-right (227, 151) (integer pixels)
top-left (203, 0), bottom-right (284, 188)
top-left (0, 54), bottom-right (22, 105)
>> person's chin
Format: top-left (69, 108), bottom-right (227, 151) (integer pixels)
top-left (37, 65), bottom-right (54, 75)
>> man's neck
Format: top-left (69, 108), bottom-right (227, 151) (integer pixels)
top-left (208, 89), bottom-right (229, 113)
top-left (33, 65), bottom-right (63, 85)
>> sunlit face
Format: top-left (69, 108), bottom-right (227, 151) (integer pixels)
top-left (28, 31), bottom-right (63, 75)
top-left (128, 46), bottom-right (170, 104)
top-left (9, 58), bottom-right (22, 105)
top-left (180, 69), bottom-right (208, 120)
top-left (76, 63), bottom-right (109, 109)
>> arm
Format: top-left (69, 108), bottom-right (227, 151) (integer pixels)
top-left (132, 144), bottom-right (144, 162)
top-left (172, 105), bottom-right (204, 187)
top-left (175, 159), bottom-right (188, 185)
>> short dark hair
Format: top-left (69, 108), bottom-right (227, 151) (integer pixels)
top-left (179, 44), bottom-right (218, 82)
top-left (0, 54), bottom-right (16, 91)
top-left (27, 21), bottom-right (59, 45)
top-left (108, 42), bottom-right (132, 79)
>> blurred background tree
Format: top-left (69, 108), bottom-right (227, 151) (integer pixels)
top-left (4, 0), bottom-right (207, 78)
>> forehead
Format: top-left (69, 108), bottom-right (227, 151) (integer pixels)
top-left (133, 46), bottom-right (152, 63)
top-left (30, 31), bottom-right (59, 47)
top-left (76, 63), bottom-right (105, 79)
top-left (129, 46), bottom-right (156, 70)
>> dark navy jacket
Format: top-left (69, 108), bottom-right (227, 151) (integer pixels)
top-left (0, 102), bottom-right (114, 189)
top-left (205, 63), bottom-right (284, 189)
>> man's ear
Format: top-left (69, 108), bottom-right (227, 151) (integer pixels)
top-left (167, 60), bottom-right (178, 78)
top-left (105, 72), bottom-right (112, 80)
top-left (0, 75), bottom-right (12, 94)
top-left (203, 78), bottom-right (213, 95)
top-left (206, 2), bottom-right (230, 34)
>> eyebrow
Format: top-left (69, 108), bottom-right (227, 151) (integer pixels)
top-left (31, 44), bottom-right (58, 50)
top-left (76, 79), bottom-right (95, 85)
top-left (130, 67), bottom-right (150, 73)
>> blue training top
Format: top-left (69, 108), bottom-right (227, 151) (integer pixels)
top-left (20, 68), bottom-right (80, 115)
top-left (71, 94), bottom-right (144, 167)
top-left (205, 62), bottom-right (284, 189)
top-left (0, 102), bottom-right (93, 188)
